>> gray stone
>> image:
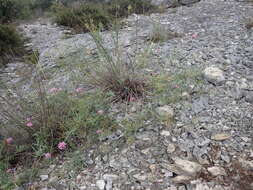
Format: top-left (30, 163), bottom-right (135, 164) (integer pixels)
top-left (192, 96), bottom-right (209, 114)
top-left (245, 91), bottom-right (253, 103)
top-left (203, 66), bottom-right (225, 85)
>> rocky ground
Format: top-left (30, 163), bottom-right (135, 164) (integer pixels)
top-left (1, 0), bottom-right (253, 190)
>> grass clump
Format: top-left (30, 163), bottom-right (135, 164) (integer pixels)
top-left (86, 29), bottom-right (150, 102)
top-left (53, 3), bottom-right (111, 33)
top-left (0, 24), bottom-right (23, 65)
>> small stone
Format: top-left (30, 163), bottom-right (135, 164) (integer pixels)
top-left (174, 158), bottom-right (202, 175)
top-left (245, 91), bottom-right (253, 103)
top-left (207, 166), bottom-right (227, 176)
top-left (182, 92), bottom-right (190, 99)
top-left (161, 130), bottom-right (171, 136)
top-left (103, 174), bottom-right (119, 181)
top-left (167, 143), bottom-right (176, 153)
top-left (40, 175), bottom-right (49, 181)
top-left (211, 133), bottom-right (231, 141)
top-left (133, 173), bottom-right (147, 181)
top-left (96, 180), bottom-right (106, 190)
top-left (172, 175), bottom-right (193, 184)
top-left (203, 66), bottom-right (225, 85)
top-left (156, 105), bottom-right (175, 118)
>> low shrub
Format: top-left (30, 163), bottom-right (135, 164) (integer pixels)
top-left (53, 3), bottom-right (111, 32)
top-left (0, 24), bottom-right (23, 65)
top-left (53, 0), bottom-right (160, 32)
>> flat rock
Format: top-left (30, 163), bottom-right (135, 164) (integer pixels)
top-left (211, 133), bottom-right (231, 141)
top-left (172, 175), bottom-right (193, 184)
top-left (203, 66), bottom-right (225, 85)
top-left (207, 166), bottom-right (227, 176)
top-left (174, 158), bottom-right (202, 175)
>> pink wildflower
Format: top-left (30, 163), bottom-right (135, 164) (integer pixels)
top-left (49, 87), bottom-right (62, 94)
top-left (57, 141), bottom-right (67, 150)
top-left (6, 168), bottom-right (13, 174)
top-left (6, 137), bottom-right (14, 144)
top-left (192, 33), bottom-right (197, 39)
top-left (96, 130), bottom-right (102, 134)
top-left (129, 97), bottom-right (136, 102)
top-left (44, 153), bottom-right (52, 159)
top-left (97, 110), bottom-right (104, 115)
top-left (26, 121), bottom-right (33, 127)
top-left (26, 117), bottom-right (31, 121)
top-left (75, 87), bottom-right (83, 93)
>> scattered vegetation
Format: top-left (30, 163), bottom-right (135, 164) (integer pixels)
top-left (53, 3), bottom-right (111, 33)
top-left (152, 68), bottom-right (203, 105)
top-left (245, 18), bottom-right (253, 29)
top-left (0, 24), bottom-right (24, 65)
top-left (52, 0), bottom-right (160, 32)
top-left (106, 0), bottom-right (159, 18)
top-left (149, 23), bottom-right (182, 43)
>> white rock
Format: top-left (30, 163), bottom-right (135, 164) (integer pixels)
top-left (167, 143), bottom-right (176, 153)
top-left (161, 130), bottom-right (171, 136)
top-left (203, 66), bottom-right (225, 85)
top-left (96, 180), bottom-right (106, 190)
top-left (133, 173), bottom-right (147, 181)
top-left (207, 166), bottom-right (227, 176)
top-left (172, 175), bottom-right (193, 184)
top-left (40, 175), bottom-right (49, 181)
top-left (156, 105), bottom-right (174, 118)
top-left (103, 174), bottom-right (119, 181)
top-left (211, 133), bottom-right (231, 141)
top-left (174, 159), bottom-right (202, 175)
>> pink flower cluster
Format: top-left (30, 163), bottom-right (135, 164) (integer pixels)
top-left (6, 137), bottom-right (14, 144)
top-left (49, 87), bottom-right (62, 94)
top-left (57, 141), bottom-right (67, 150)
top-left (75, 87), bottom-right (83, 93)
top-left (44, 152), bottom-right (52, 159)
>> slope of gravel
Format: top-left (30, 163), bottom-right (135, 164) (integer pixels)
top-left (1, 0), bottom-right (252, 190)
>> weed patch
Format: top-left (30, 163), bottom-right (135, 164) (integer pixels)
top-left (149, 23), bottom-right (182, 43)
top-left (152, 68), bottom-right (203, 104)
